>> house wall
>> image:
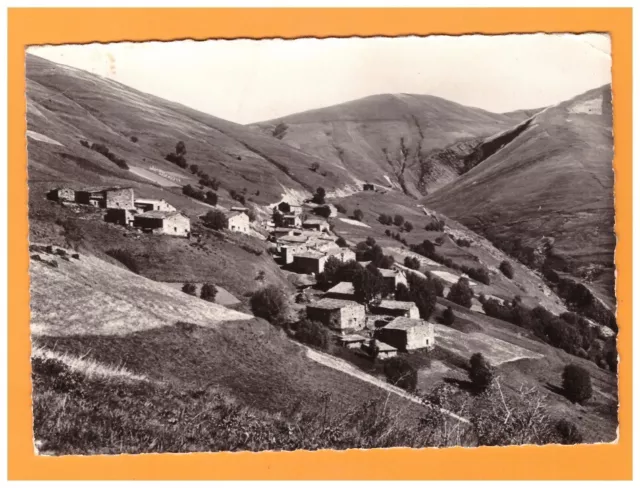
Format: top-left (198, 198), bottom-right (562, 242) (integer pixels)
top-left (293, 255), bottom-right (327, 274)
top-left (105, 208), bottom-right (135, 226)
top-left (134, 217), bottom-right (163, 231)
top-left (105, 188), bottom-right (135, 210)
top-left (375, 328), bottom-right (408, 351)
top-left (406, 325), bottom-right (435, 350)
top-left (338, 305), bottom-right (365, 331)
top-left (162, 215), bottom-right (191, 237)
top-left (228, 214), bottom-right (250, 233)
top-left (56, 188), bottom-right (75, 202)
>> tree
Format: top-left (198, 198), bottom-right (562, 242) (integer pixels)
top-left (205, 191), bottom-right (218, 206)
top-left (310, 162), bottom-right (320, 172)
top-left (499, 260), bottom-right (514, 279)
top-left (272, 210), bottom-right (284, 228)
top-left (383, 357), bottom-right (418, 392)
top-left (385, 229), bottom-right (391, 237)
top-left (393, 214), bottom-right (405, 227)
top-left (562, 364), bottom-right (592, 404)
top-left (315, 206), bottom-right (332, 219)
top-left (296, 319), bottom-right (330, 350)
top-left (442, 306), bottom-right (455, 326)
top-left (176, 141), bottom-right (186, 157)
top-left (278, 201), bottom-right (291, 213)
top-left (404, 256), bottom-right (421, 270)
top-left (336, 236), bottom-right (347, 248)
top-left (469, 353), bottom-right (494, 392)
top-left (255, 270), bottom-right (266, 283)
top-left (200, 282), bottom-right (218, 302)
top-left (130, 135), bottom-right (138, 143)
top-left (378, 214), bottom-right (392, 225)
top-left (403, 221), bottom-right (414, 232)
top-left (335, 204), bottom-right (347, 214)
top-left (312, 187), bottom-right (326, 205)
top-left (447, 277), bottom-right (474, 308)
top-left (352, 266), bottom-right (385, 308)
top-left (182, 283), bottom-right (197, 296)
top-left (395, 282), bottom-right (411, 301)
top-left (335, 260), bottom-right (364, 283)
top-left (378, 255), bottom-right (395, 269)
top-left (353, 209), bottom-right (364, 221)
top-left (365, 237), bottom-right (377, 247)
top-left (247, 208), bottom-right (257, 222)
top-left (250, 285), bottom-right (289, 324)
top-left (190, 164), bottom-right (200, 174)
top-left (407, 273), bottom-right (438, 320)
top-left (202, 210), bottom-right (228, 230)
top-left (319, 256), bottom-right (343, 285)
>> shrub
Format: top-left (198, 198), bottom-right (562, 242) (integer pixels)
top-left (447, 277), bottom-right (474, 308)
top-left (553, 419), bottom-right (584, 445)
top-left (336, 237), bottom-right (347, 248)
top-left (71, 253), bottom-right (80, 260)
top-left (199, 174), bottom-right (221, 191)
top-left (165, 152), bottom-right (187, 168)
top-left (315, 206), bottom-right (332, 219)
top-left (310, 162), bottom-right (320, 172)
top-left (130, 136), bottom-right (138, 143)
top-left (383, 357), bottom-right (417, 392)
top-left (378, 214), bottom-right (393, 225)
top-left (312, 187), bottom-right (326, 205)
top-left (463, 266), bottom-right (491, 285)
top-left (562, 364), bottom-right (592, 404)
top-left (385, 229), bottom-right (391, 237)
top-left (365, 237), bottom-right (376, 247)
top-left (455, 238), bottom-right (472, 247)
top-left (469, 353), bottom-right (494, 392)
top-left (393, 214), bottom-right (405, 227)
top-left (424, 219), bottom-right (445, 232)
top-left (278, 202), bottom-right (291, 213)
top-left (250, 285), bottom-right (289, 324)
top-left (378, 255), bottom-right (395, 269)
top-left (435, 236), bottom-right (444, 246)
top-left (205, 191), bottom-right (218, 206)
top-left (202, 210), bottom-right (228, 231)
top-left (335, 204), bottom-right (346, 214)
top-left (182, 283), bottom-right (197, 296)
top-left (273, 122), bottom-right (288, 139)
top-left (395, 282), bottom-right (411, 301)
top-left (499, 260), bottom-right (514, 279)
top-left (106, 249), bottom-right (140, 274)
top-left (79, 139), bottom-right (90, 148)
top-left (200, 283), bottom-right (218, 302)
top-left (404, 256), bottom-right (421, 270)
top-left (353, 209), bottom-right (364, 221)
top-left (403, 221), bottom-right (413, 232)
top-left (442, 307), bottom-right (455, 326)
top-left (190, 164), bottom-right (199, 174)
top-left (296, 319), bottom-right (330, 350)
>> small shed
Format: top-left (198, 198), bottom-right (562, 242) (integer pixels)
top-left (47, 187), bottom-right (75, 203)
top-left (306, 298), bottom-right (365, 332)
top-left (375, 316), bottom-right (435, 352)
top-left (338, 334), bottom-right (367, 349)
top-left (293, 251), bottom-right (328, 275)
top-left (133, 211), bottom-right (190, 237)
top-left (370, 300), bottom-right (420, 319)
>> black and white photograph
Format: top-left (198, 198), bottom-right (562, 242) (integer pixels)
top-left (26, 34), bottom-right (617, 455)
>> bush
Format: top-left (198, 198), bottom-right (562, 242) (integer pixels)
top-left (336, 237), bottom-right (347, 248)
top-left (404, 256), bottom-right (421, 270)
top-left (378, 255), bottom-right (395, 269)
top-left (335, 204), bottom-right (346, 214)
top-left (353, 209), bottom-right (364, 221)
top-left (312, 187), bottom-right (326, 205)
top-left (499, 260), bottom-right (514, 279)
top-left (296, 319), bottom-right (330, 350)
top-left (89, 142), bottom-right (129, 170)
top-left (200, 283), bottom-right (218, 302)
top-left (80, 139), bottom-right (90, 148)
top-left (310, 161), bottom-right (320, 172)
top-left (130, 136), bottom-right (138, 143)
top-left (442, 307), bottom-right (455, 326)
top-left (385, 229), bottom-right (391, 237)
top-left (562, 364), bottom-right (592, 404)
top-left (403, 221), bottom-right (413, 232)
top-left (278, 202), bottom-right (291, 213)
top-left (199, 174), bottom-right (221, 191)
top-left (315, 206), bottom-right (332, 219)
top-left (463, 266), bottom-right (491, 285)
top-left (395, 282), bottom-right (411, 301)
top-left (393, 214), bottom-right (405, 227)
top-left (455, 238), bottom-right (472, 247)
top-left (205, 191), bottom-right (218, 206)
top-left (424, 219), bottom-right (445, 232)
top-left (553, 419), bottom-right (584, 445)
top-left (447, 277), bottom-right (474, 308)
top-left (190, 164), bottom-right (199, 174)
top-left (378, 214), bottom-right (393, 226)
top-left (182, 283), bottom-right (197, 296)
top-left (106, 249), bottom-right (140, 274)
top-left (469, 353), bottom-right (494, 392)
top-left (165, 152), bottom-right (187, 168)
top-left (202, 210), bottom-right (228, 231)
top-left (383, 357), bottom-right (418, 392)
top-left (250, 285), bottom-right (289, 324)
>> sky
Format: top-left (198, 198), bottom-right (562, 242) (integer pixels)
top-left (28, 34), bottom-right (611, 124)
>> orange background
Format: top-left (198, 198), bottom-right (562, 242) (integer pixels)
top-left (7, 7), bottom-right (632, 480)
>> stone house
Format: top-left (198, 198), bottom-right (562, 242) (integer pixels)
top-left (379, 268), bottom-right (408, 293)
top-left (47, 187), bottom-right (75, 203)
top-left (306, 298), bottom-right (365, 333)
top-left (105, 188), bottom-right (135, 210)
top-left (134, 198), bottom-right (176, 213)
top-left (293, 251), bottom-right (327, 274)
top-left (227, 211), bottom-right (250, 234)
top-left (324, 281), bottom-right (356, 301)
top-left (374, 317), bottom-right (435, 352)
top-left (105, 208), bottom-right (137, 227)
top-left (280, 243), bottom-right (307, 264)
top-left (370, 300), bottom-right (420, 319)
top-left (302, 219), bottom-right (330, 232)
top-left (282, 214), bottom-right (302, 228)
top-left (133, 211), bottom-right (191, 237)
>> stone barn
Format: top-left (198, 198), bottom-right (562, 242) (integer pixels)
top-left (227, 211), bottom-right (250, 234)
top-left (374, 317), bottom-right (435, 352)
top-left (134, 198), bottom-right (176, 213)
top-left (105, 188), bottom-right (135, 210)
top-left (133, 211), bottom-right (190, 237)
top-left (47, 187), bottom-right (75, 203)
top-left (370, 300), bottom-right (420, 319)
top-left (293, 251), bottom-right (328, 275)
top-left (306, 298), bottom-right (365, 333)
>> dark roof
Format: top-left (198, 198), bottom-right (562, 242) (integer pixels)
top-left (383, 316), bottom-right (434, 331)
top-left (307, 298), bottom-right (363, 310)
top-left (374, 300), bottom-right (417, 311)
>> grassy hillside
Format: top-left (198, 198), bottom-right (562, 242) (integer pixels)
top-left (252, 93), bottom-right (528, 196)
top-left (26, 53), bottom-right (358, 207)
top-left (423, 85), bottom-right (615, 304)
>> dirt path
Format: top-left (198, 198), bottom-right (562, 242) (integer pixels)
top-left (304, 347), bottom-right (469, 424)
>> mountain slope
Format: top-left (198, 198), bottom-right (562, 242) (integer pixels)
top-left (252, 93), bottom-right (532, 196)
top-left (26, 53), bottom-right (358, 205)
top-left (422, 85), bottom-right (615, 303)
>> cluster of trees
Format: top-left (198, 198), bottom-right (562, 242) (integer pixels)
top-left (447, 277), bottom-right (474, 308)
top-left (354, 238), bottom-right (395, 269)
top-left (83, 141), bottom-right (129, 170)
top-left (552, 275), bottom-right (617, 331)
top-left (182, 282), bottom-right (218, 302)
top-left (335, 236), bottom-right (348, 248)
top-left (201, 209), bottom-right (228, 231)
top-left (294, 319), bottom-right (331, 351)
top-left (424, 218), bottom-right (445, 232)
top-left (386, 229), bottom-right (409, 246)
top-left (250, 285), bottom-right (290, 324)
top-left (183, 184), bottom-right (218, 206)
top-left (480, 296), bottom-right (616, 371)
top-left (404, 256), bottom-right (421, 270)
top-left (317, 257), bottom-right (364, 288)
top-left (377, 213), bottom-right (413, 232)
top-left (455, 237), bottom-right (472, 248)
top-left (166, 140), bottom-right (188, 168)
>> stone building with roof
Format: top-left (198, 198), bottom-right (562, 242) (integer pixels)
top-left (293, 251), bottom-right (328, 274)
top-left (374, 317), bottom-right (435, 352)
top-left (133, 211), bottom-right (190, 237)
top-left (306, 298), bottom-right (365, 333)
top-left (370, 300), bottom-right (420, 319)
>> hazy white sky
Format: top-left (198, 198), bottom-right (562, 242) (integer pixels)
top-left (28, 34), bottom-right (611, 124)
